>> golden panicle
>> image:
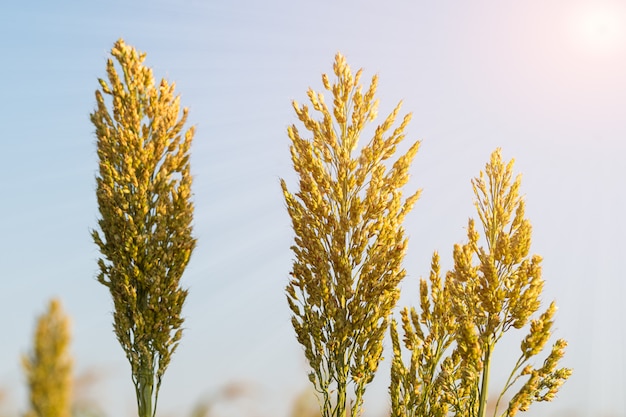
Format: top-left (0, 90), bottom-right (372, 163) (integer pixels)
top-left (390, 149), bottom-right (570, 417)
top-left (91, 38), bottom-right (196, 417)
top-left (282, 53), bottom-right (420, 417)
top-left (390, 251), bottom-right (458, 417)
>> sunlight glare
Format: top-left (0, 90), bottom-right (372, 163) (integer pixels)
top-left (570, 4), bottom-right (626, 53)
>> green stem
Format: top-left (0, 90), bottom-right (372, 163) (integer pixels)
top-left (477, 342), bottom-right (492, 417)
top-left (353, 376), bottom-right (368, 417)
top-left (494, 353), bottom-right (526, 417)
top-left (136, 369), bottom-right (154, 417)
top-left (336, 357), bottom-right (352, 417)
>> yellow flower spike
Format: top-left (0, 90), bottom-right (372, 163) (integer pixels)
top-left (391, 149), bottom-right (570, 417)
top-left (283, 54), bottom-right (419, 417)
top-left (91, 39), bottom-right (195, 417)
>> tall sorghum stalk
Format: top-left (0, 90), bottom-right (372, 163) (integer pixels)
top-left (91, 39), bottom-right (196, 417)
top-left (282, 53), bottom-right (420, 417)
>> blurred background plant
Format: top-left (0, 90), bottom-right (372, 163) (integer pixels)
top-left (289, 387), bottom-right (320, 417)
top-left (22, 298), bottom-right (73, 417)
top-left (71, 368), bottom-right (109, 417)
top-left (0, 387), bottom-right (15, 417)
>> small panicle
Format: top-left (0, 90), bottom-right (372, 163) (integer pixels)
top-left (390, 149), bottom-right (570, 417)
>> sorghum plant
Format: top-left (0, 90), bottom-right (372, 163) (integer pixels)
top-left (91, 39), bottom-right (196, 417)
top-left (390, 149), bottom-right (571, 417)
top-left (22, 298), bottom-right (73, 417)
top-left (389, 252), bottom-right (458, 417)
top-left (282, 53), bottom-right (421, 417)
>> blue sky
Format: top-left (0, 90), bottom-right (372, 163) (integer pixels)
top-left (1, 1), bottom-right (625, 416)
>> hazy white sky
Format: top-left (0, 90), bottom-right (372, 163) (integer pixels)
top-left (1, 1), bottom-right (625, 416)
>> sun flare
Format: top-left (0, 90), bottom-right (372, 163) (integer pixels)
top-left (571, 5), bottom-right (626, 52)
